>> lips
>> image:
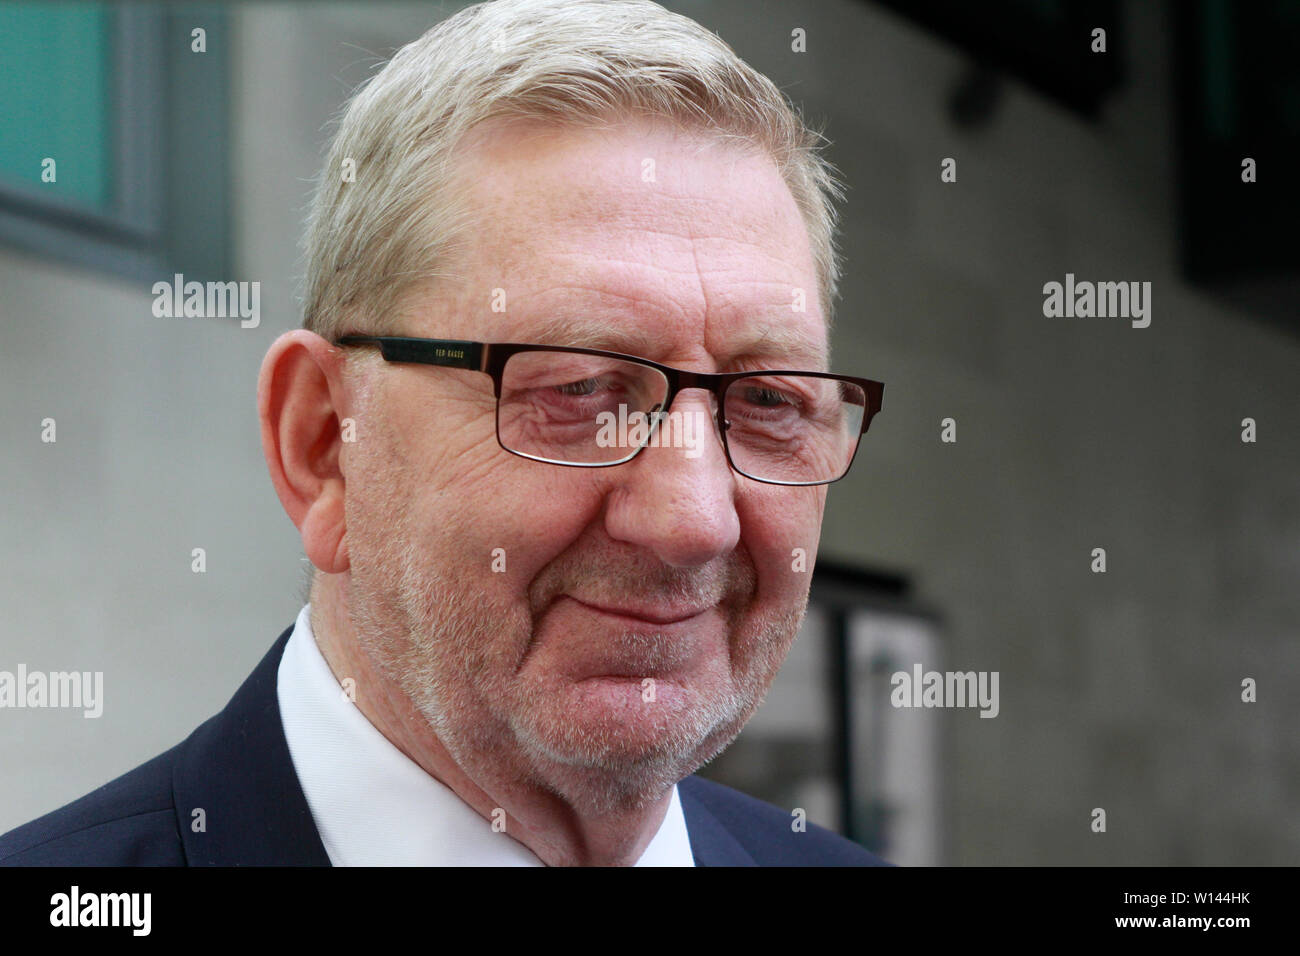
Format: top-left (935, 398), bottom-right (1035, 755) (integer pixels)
top-left (567, 596), bottom-right (710, 626)
top-left (536, 596), bottom-right (723, 680)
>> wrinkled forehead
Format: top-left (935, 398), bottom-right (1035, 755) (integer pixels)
top-left (416, 116), bottom-right (829, 371)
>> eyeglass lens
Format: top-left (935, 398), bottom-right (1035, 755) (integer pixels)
top-left (496, 351), bottom-right (866, 484)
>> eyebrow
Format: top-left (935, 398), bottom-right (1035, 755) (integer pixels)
top-left (518, 312), bottom-right (830, 370)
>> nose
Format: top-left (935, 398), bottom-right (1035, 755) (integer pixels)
top-left (601, 390), bottom-right (741, 568)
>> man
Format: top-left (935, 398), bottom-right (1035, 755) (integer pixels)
top-left (1, 0), bottom-right (886, 866)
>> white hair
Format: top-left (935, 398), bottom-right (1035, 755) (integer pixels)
top-left (301, 0), bottom-right (844, 340)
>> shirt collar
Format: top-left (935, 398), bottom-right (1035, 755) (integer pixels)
top-left (277, 604), bottom-right (695, 866)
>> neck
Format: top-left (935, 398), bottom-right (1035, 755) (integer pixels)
top-left (307, 574), bottom-right (674, 866)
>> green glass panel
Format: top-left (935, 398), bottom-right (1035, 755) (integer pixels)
top-left (0, 2), bottom-right (111, 208)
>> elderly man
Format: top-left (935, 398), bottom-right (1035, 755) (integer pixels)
top-left (1, 0), bottom-right (884, 866)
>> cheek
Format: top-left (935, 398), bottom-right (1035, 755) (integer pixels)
top-left (429, 457), bottom-right (608, 602)
top-left (738, 488), bottom-right (824, 600)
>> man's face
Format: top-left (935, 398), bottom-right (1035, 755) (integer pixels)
top-left (341, 117), bottom-right (830, 813)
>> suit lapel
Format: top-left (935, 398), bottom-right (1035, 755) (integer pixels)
top-left (679, 778), bottom-right (757, 866)
top-left (172, 626), bottom-right (332, 865)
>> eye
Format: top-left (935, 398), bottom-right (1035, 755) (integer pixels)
top-left (735, 384), bottom-right (801, 412)
top-left (746, 386), bottom-right (797, 408)
top-left (554, 377), bottom-right (604, 397)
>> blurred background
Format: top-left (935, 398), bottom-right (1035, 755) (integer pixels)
top-left (1, 0), bottom-right (1297, 864)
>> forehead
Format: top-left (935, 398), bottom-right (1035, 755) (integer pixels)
top-left (419, 116), bottom-right (827, 369)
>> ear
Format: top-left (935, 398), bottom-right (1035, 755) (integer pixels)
top-left (257, 330), bottom-right (352, 574)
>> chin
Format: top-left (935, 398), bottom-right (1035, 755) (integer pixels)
top-left (509, 694), bottom-right (753, 814)
top-left (526, 750), bottom-right (700, 816)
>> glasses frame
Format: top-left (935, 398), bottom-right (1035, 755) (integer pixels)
top-left (334, 335), bottom-right (885, 486)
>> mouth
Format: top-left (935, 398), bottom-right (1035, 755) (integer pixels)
top-left (521, 595), bottom-right (725, 681)
top-left (566, 596), bottom-right (711, 627)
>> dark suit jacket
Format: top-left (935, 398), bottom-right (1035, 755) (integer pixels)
top-left (0, 626), bottom-right (890, 866)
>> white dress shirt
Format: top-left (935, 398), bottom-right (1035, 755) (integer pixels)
top-left (276, 604), bottom-right (696, 866)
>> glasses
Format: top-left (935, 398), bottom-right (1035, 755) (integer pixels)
top-left (334, 335), bottom-right (884, 486)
